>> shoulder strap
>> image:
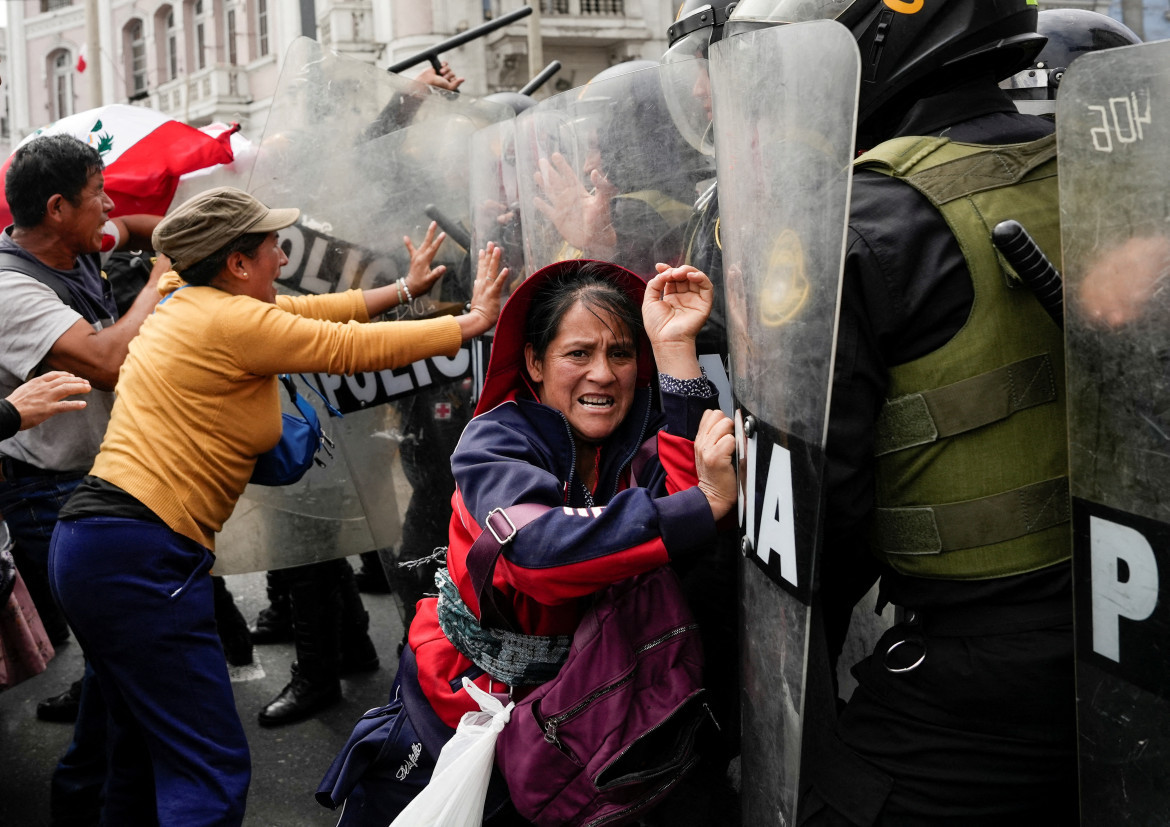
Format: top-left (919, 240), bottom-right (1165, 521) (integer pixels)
top-left (0, 251), bottom-right (75, 309)
top-left (465, 503), bottom-right (553, 631)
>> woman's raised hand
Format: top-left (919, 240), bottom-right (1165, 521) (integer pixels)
top-left (457, 242), bottom-right (508, 342)
top-left (403, 221), bottom-right (448, 298)
top-left (644, 264), bottom-right (714, 344)
top-left (694, 408), bottom-right (737, 521)
top-left (642, 264), bottom-right (713, 378)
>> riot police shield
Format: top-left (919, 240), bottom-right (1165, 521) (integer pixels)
top-left (711, 20), bottom-right (859, 824)
top-left (214, 38), bottom-right (508, 575)
top-left (1057, 40), bottom-right (1170, 822)
top-left (469, 119), bottom-right (528, 297)
top-left (513, 60), bottom-right (714, 279)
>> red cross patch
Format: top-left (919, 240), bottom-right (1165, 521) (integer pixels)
top-left (433, 402), bottom-right (453, 420)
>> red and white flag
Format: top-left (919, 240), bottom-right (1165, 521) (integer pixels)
top-left (0, 104), bottom-right (238, 226)
top-left (76, 47), bottom-right (87, 73)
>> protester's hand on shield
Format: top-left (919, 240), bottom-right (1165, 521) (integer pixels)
top-left (418, 61), bottom-right (465, 92)
top-left (694, 408), bottom-right (738, 522)
top-left (533, 152), bottom-right (618, 257)
top-left (6, 371), bottom-right (91, 430)
top-left (643, 264), bottom-right (713, 365)
top-left (1079, 235), bottom-right (1170, 327)
top-left (456, 242), bottom-right (508, 342)
top-left (404, 221), bottom-right (449, 299)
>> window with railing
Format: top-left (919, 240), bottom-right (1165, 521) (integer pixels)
top-left (580, 0), bottom-right (623, 12)
top-left (542, 0), bottom-right (623, 14)
top-left (40, 0), bottom-right (72, 11)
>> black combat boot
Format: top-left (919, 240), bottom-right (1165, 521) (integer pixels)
top-left (258, 565), bottom-right (342, 727)
top-left (249, 570), bottom-right (293, 644)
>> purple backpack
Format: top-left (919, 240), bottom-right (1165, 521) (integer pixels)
top-left (468, 506), bottom-right (709, 827)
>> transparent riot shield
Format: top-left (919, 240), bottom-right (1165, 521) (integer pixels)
top-left (513, 60), bottom-right (715, 279)
top-left (214, 38), bottom-right (508, 575)
top-left (470, 119), bottom-right (528, 298)
top-left (711, 20), bottom-right (859, 824)
top-left (1057, 40), bottom-right (1170, 823)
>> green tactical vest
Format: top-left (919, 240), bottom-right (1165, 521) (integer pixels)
top-left (854, 134), bottom-right (1070, 580)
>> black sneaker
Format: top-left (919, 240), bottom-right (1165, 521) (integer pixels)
top-left (36, 678), bottom-right (83, 723)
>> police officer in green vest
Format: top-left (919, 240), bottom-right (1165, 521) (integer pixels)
top-left (724, 0), bottom-right (1077, 821)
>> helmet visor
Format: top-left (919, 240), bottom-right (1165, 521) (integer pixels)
top-left (662, 38), bottom-right (716, 155)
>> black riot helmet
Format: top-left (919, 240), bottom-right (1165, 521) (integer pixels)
top-left (1001, 9), bottom-right (1140, 112)
top-left (726, 0), bottom-right (1046, 141)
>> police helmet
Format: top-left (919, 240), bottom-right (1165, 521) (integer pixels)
top-left (666, 1), bottom-right (740, 61)
top-left (484, 91), bottom-right (539, 116)
top-left (1001, 9), bottom-right (1140, 111)
top-left (726, 0), bottom-right (1045, 140)
top-left (572, 60), bottom-right (712, 198)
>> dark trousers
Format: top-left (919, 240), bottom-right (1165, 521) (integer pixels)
top-left (0, 472), bottom-right (106, 826)
top-left (0, 471), bottom-right (80, 642)
top-left (50, 517), bottom-right (250, 826)
top-left (799, 621), bottom-right (1078, 825)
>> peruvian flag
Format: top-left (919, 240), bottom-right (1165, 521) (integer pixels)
top-left (76, 47), bottom-right (87, 73)
top-left (0, 104), bottom-right (237, 226)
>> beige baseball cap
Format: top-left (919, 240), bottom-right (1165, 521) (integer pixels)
top-left (153, 186), bottom-right (300, 272)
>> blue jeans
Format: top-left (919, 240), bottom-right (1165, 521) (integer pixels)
top-left (50, 516), bottom-right (250, 827)
top-left (0, 472), bottom-right (81, 641)
top-left (0, 473), bottom-right (106, 826)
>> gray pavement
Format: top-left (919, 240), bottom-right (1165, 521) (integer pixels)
top-left (0, 566), bottom-right (407, 827)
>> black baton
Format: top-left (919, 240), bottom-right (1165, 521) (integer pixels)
top-left (993, 219), bottom-right (1064, 328)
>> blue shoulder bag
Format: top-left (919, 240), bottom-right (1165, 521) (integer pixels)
top-left (250, 374), bottom-right (340, 487)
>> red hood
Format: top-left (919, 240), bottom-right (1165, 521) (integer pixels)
top-left (475, 260), bottom-right (655, 417)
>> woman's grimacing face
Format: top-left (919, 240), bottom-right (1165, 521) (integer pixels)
top-left (525, 300), bottom-right (638, 448)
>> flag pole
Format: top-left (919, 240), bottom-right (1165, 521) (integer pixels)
top-left (85, 0), bottom-right (104, 106)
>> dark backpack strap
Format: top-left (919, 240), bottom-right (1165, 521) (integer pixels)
top-left (0, 251), bottom-right (74, 308)
top-left (465, 503), bottom-right (552, 631)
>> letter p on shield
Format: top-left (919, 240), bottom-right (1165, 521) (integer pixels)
top-left (1090, 515), bottom-right (1159, 662)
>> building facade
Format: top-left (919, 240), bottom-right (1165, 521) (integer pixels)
top-left (2, 0), bottom-right (677, 155)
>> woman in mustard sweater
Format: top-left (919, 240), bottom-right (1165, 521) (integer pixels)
top-left (45, 187), bottom-right (506, 827)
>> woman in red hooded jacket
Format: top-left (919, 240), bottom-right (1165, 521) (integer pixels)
top-left (320, 259), bottom-right (736, 825)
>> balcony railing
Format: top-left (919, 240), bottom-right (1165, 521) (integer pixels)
top-left (542, 0), bottom-right (623, 14)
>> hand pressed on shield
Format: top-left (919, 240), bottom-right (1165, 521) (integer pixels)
top-left (694, 408), bottom-right (737, 521)
top-left (532, 152), bottom-right (619, 256)
top-left (403, 221), bottom-right (449, 299)
top-left (456, 242), bottom-right (508, 342)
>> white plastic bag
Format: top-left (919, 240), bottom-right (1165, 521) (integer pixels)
top-left (389, 678), bottom-right (514, 827)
